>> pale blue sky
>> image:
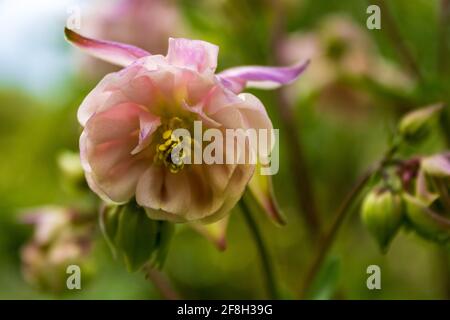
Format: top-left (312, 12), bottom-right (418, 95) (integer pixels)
top-left (0, 0), bottom-right (88, 95)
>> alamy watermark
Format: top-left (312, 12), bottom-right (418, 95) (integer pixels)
top-left (66, 264), bottom-right (81, 290)
top-left (165, 121), bottom-right (279, 175)
top-left (366, 265), bottom-right (381, 290)
top-left (366, 4), bottom-right (381, 30)
top-left (66, 5), bottom-right (81, 30)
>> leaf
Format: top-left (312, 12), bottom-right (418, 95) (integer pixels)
top-left (99, 204), bottom-right (122, 258)
top-left (152, 221), bottom-right (175, 269)
top-left (305, 256), bottom-right (341, 300)
top-left (115, 202), bottom-right (158, 272)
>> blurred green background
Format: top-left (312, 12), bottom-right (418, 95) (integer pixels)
top-left (0, 0), bottom-right (449, 299)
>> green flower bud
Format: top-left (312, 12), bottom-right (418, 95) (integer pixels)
top-left (100, 201), bottom-right (174, 272)
top-left (398, 104), bottom-right (443, 143)
top-left (361, 189), bottom-right (404, 252)
top-left (403, 193), bottom-right (450, 244)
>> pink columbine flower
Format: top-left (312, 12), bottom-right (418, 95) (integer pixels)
top-left (65, 28), bottom-right (308, 223)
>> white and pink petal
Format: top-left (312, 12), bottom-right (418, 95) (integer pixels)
top-left (166, 38), bottom-right (219, 74)
top-left (218, 60), bottom-right (310, 93)
top-left (65, 28), bottom-right (150, 67)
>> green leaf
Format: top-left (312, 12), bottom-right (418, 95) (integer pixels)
top-left (152, 221), bottom-right (175, 269)
top-left (99, 204), bottom-right (122, 258)
top-left (115, 202), bottom-right (158, 272)
top-left (99, 201), bottom-right (176, 272)
top-left (306, 256), bottom-right (341, 300)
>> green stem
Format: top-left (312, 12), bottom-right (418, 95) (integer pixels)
top-left (299, 168), bottom-right (374, 299)
top-left (371, 0), bottom-right (423, 81)
top-left (299, 145), bottom-right (398, 298)
top-left (439, 0), bottom-right (450, 75)
top-left (438, 0), bottom-right (450, 146)
top-left (144, 266), bottom-right (181, 300)
top-left (437, 248), bottom-right (450, 299)
top-left (240, 196), bottom-right (279, 299)
top-left (269, 0), bottom-right (322, 240)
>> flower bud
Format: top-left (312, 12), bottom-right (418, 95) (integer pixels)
top-left (21, 206), bottom-right (71, 245)
top-left (398, 104), bottom-right (443, 143)
top-left (21, 239), bottom-right (94, 294)
top-left (361, 189), bottom-right (404, 252)
top-left (100, 201), bottom-right (174, 272)
top-left (403, 193), bottom-right (450, 244)
top-left (20, 206), bottom-right (95, 294)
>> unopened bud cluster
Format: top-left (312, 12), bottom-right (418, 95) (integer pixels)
top-left (361, 151), bottom-right (450, 252)
top-left (20, 207), bottom-right (95, 294)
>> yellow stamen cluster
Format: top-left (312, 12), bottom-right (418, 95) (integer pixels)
top-left (154, 121), bottom-right (190, 173)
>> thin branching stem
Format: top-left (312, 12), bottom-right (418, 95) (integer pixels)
top-left (439, 0), bottom-right (450, 75)
top-left (240, 197), bottom-right (279, 299)
top-left (371, 0), bottom-right (424, 81)
top-left (299, 145), bottom-right (398, 298)
top-left (269, 0), bottom-right (322, 240)
top-left (144, 266), bottom-right (181, 300)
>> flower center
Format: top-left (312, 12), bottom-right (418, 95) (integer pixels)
top-left (154, 117), bottom-right (190, 173)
